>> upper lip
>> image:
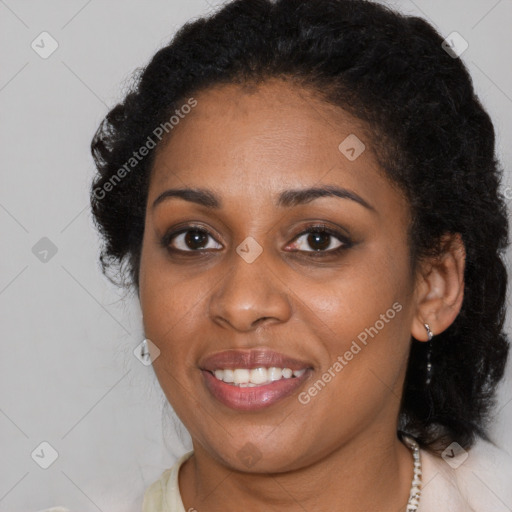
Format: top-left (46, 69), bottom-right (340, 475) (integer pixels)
top-left (200, 349), bottom-right (313, 372)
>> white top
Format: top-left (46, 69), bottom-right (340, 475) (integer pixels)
top-left (142, 438), bottom-right (512, 511)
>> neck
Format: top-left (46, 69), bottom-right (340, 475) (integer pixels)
top-left (179, 428), bottom-right (414, 512)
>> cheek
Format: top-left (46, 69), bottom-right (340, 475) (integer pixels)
top-left (140, 275), bottom-right (199, 359)
top-left (293, 247), bottom-right (412, 391)
top-left (139, 260), bottom-right (205, 422)
top-left (294, 248), bottom-right (409, 338)
top-left (139, 237), bottom-right (194, 359)
top-left (292, 293), bottom-right (410, 448)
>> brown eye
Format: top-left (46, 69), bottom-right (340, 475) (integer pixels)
top-left (290, 228), bottom-right (348, 253)
top-left (305, 232), bottom-right (333, 251)
top-left (166, 228), bottom-right (222, 252)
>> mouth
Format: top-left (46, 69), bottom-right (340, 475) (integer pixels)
top-left (209, 366), bottom-right (306, 386)
top-left (199, 349), bottom-right (313, 410)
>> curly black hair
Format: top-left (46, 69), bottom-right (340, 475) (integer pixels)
top-left (90, 0), bottom-right (510, 455)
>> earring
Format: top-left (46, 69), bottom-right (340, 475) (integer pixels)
top-left (141, 338), bottom-right (149, 361)
top-left (424, 323), bottom-right (434, 385)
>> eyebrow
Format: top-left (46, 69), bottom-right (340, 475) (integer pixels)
top-left (152, 185), bottom-right (375, 211)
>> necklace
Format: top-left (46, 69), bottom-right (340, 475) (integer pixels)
top-left (402, 435), bottom-right (422, 511)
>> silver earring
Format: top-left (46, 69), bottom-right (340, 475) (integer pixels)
top-left (141, 338), bottom-right (149, 361)
top-left (424, 323), bottom-right (434, 385)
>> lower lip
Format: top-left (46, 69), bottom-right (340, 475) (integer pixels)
top-left (202, 370), bottom-right (311, 411)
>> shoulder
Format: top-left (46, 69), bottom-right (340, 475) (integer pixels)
top-left (142, 451), bottom-right (194, 512)
top-left (419, 437), bottom-right (512, 512)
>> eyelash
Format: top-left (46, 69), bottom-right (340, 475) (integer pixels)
top-left (160, 223), bottom-right (353, 258)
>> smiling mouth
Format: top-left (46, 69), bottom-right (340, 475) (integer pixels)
top-left (209, 367), bottom-right (307, 387)
top-left (201, 367), bottom-right (312, 411)
top-left (199, 348), bottom-right (313, 410)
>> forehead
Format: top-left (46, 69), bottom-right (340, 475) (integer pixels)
top-left (148, 78), bottom-right (406, 218)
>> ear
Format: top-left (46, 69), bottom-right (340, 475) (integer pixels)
top-left (411, 233), bottom-right (465, 341)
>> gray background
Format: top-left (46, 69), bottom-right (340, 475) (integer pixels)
top-left (1, 0), bottom-right (511, 510)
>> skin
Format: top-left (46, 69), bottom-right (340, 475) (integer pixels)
top-left (139, 78), bottom-right (465, 511)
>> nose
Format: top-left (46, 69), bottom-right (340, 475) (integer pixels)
top-left (208, 247), bottom-right (292, 332)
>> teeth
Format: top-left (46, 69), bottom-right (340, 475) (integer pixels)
top-left (211, 367), bottom-right (307, 386)
top-left (250, 367), bottom-right (268, 385)
top-left (282, 368), bottom-right (293, 378)
top-left (233, 369), bottom-right (250, 384)
top-left (268, 367), bottom-right (282, 381)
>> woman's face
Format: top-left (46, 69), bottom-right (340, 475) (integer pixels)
top-left (139, 78), bottom-right (419, 472)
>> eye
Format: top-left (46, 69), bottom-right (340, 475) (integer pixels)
top-left (287, 225), bottom-right (352, 254)
top-left (161, 224), bottom-right (352, 256)
top-left (163, 227), bottom-right (222, 252)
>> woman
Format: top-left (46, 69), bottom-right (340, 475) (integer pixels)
top-left (90, 0), bottom-right (512, 510)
